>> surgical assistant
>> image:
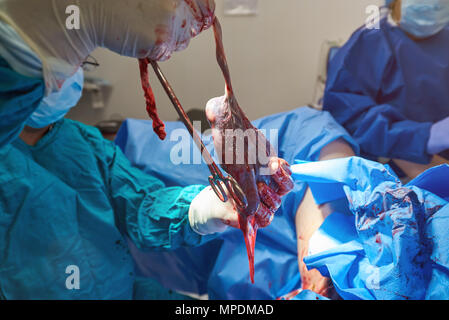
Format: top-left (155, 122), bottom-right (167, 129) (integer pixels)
top-left (0, 0), bottom-right (293, 299)
top-left (323, 0), bottom-right (449, 165)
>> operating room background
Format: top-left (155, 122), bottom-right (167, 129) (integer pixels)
top-left (67, 0), bottom-right (383, 126)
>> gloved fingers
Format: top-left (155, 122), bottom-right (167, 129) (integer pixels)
top-left (280, 158), bottom-right (293, 175)
top-left (191, 218), bottom-right (228, 236)
top-left (268, 158), bottom-right (294, 196)
top-left (254, 182), bottom-right (281, 228)
top-left (203, 218), bottom-right (229, 234)
top-left (207, 184), bottom-right (240, 229)
top-left (255, 202), bottom-right (275, 229)
top-left (257, 181), bottom-right (282, 212)
top-left (220, 208), bottom-right (240, 229)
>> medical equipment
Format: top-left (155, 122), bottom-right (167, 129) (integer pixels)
top-left (149, 60), bottom-right (248, 211)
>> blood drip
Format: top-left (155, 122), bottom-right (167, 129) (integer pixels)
top-left (239, 215), bottom-right (258, 283)
top-left (212, 18), bottom-right (263, 284)
top-left (138, 58), bottom-right (167, 140)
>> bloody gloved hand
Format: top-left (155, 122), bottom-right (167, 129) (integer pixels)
top-left (254, 157), bottom-right (294, 228)
top-left (0, 0), bottom-right (215, 93)
top-left (188, 159), bottom-right (293, 236)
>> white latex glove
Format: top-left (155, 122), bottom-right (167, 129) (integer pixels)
top-left (427, 116), bottom-right (449, 155)
top-left (0, 0), bottom-right (215, 93)
top-left (189, 185), bottom-right (239, 236)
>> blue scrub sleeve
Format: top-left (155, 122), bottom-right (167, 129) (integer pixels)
top-left (90, 128), bottom-right (209, 251)
top-left (0, 57), bottom-right (44, 148)
top-left (323, 30), bottom-right (433, 164)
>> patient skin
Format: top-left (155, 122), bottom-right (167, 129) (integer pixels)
top-left (393, 156), bottom-right (449, 180)
top-left (295, 138), bottom-right (355, 299)
top-left (19, 125), bottom-right (52, 146)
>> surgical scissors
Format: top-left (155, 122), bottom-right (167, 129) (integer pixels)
top-left (149, 60), bottom-right (248, 211)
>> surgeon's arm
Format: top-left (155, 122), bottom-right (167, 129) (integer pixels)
top-left (323, 35), bottom-right (433, 165)
top-left (295, 138), bottom-right (355, 298)
top-left (1, 0), bottom-right (215, 90)
top-left (105, 141), bottom-right (213, 251)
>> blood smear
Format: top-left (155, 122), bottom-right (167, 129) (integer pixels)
top-left (138, 58), bottom-right (167, 140)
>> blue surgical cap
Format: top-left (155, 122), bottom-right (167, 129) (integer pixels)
top-left (385, 0), bottom-right (395, 5)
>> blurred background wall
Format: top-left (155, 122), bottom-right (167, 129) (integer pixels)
top-left (67, 0), bottom-right (383, 126)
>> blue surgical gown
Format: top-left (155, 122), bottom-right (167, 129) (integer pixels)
top-left (0, 118), bottom-right (210, 299)
top-left (323, 16), bottom-right (449, 164)
top-left (0, 54), bottom-right (213, 299)
top-left (292, 158), bottom-right (449, 300)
